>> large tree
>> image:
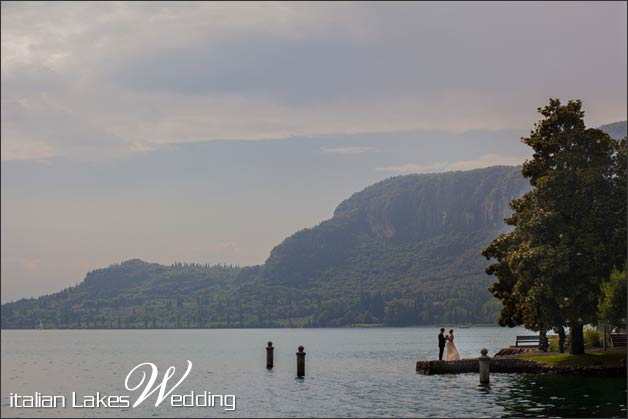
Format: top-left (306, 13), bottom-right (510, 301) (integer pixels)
top-left (483, 99), bottom-right (627, 354)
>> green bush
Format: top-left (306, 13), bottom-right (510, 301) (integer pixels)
top-left (598, 267), bottom-right (627, 328)
top-left (584, 327), bottom-right (603, 349)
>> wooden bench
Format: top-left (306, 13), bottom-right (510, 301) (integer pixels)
top-left (515, 335), bottom-right (540, 347)
top-left (610, 333), bottom-right (627, 348)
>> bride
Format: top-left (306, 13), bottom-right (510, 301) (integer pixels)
top-left (445, 329), bottom-right (461, 361)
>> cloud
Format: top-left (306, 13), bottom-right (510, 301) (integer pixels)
top-left (1, 2), bottom-right (626, 160)
top-left (376, 154), bottom-right (525, 173)
top-left (320, 146), bottom-right (377, 155)
top-left (1, 96), bottom-right (128, 160)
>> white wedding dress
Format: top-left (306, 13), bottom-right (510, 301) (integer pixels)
top-left (445, 334), bottom-right (461, 361)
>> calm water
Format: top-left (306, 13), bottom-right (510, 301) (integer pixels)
top-left (1, 328), bottom-right (626, 418)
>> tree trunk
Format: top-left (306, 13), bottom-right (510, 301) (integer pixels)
top-left (570, 323), bottom-right (585, 354)
top-left (538, 329), bottom-right (549, 351)
top-left (556, 326), bottom-right (566, 353)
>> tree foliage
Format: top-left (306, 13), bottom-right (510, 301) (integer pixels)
top-left (598, 267), bottom-right (627, 327)
top-left (482, 99), bottom-right (627, 354)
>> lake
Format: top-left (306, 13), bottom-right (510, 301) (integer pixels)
top-left (1, 327), bottom-right (626, 418)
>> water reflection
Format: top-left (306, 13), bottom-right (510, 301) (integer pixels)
top-left (496, 374), bottom-right (627, 418)
top-left (476, 383), bottom-right (491, 395)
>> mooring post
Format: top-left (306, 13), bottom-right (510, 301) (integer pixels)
top-left (266, 341), bottom-right (274, 369)
top-left (296, 345), bottom-right (306, 378)
top-left (479, 348), bottom-right (490, 384)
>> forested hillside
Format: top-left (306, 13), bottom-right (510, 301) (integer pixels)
top-left (2, 166), bottom-right (529, 328)
top-left (598, 120), bottom-right (627, 140)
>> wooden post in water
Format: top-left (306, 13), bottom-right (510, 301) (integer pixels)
top-left (296, 345), bottom-right (306, 378)
top-left (266, 341), bottom-right (274, 369)
top-left (479, 348), bottom-right (490, 384)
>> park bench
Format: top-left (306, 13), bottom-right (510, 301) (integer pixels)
top-left (515, 335), bottom-right (540, 347)
top-left (610, 333), bottom-right (627, 348)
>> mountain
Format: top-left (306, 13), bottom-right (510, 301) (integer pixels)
top-left (598, 120), bottom-right (627, 140)
top-left (1, 166), bottom-right (530, 329)
top-left (256, 166), bottom-right (526, 292)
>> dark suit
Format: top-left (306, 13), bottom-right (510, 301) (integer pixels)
top-left (438, 332), bottom-right (446, 360)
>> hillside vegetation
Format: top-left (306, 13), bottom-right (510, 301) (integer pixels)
top-left (1, 165), bottom-right (530, 328)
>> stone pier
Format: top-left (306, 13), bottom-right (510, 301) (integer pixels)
top-left (415, 358), bottom-right (625, 376)
top-left (416, 358), bottom-right (543, 374)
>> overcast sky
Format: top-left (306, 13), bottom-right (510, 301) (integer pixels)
top-left (1, 1), bottom-right (626, 302)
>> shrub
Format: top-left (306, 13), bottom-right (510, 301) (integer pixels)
top-left (599, 267), bottom-right (627, 328)
top-left (548, 335), bottom-right (559, 352)
top-left (584, 327), bottom-right (603, 349)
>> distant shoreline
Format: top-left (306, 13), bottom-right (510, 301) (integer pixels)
top-left (1, 324), bottom-right (511, 331)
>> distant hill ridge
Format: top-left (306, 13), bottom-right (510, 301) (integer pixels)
top-left (1, 166), bottom-right (528, 328)
top-left (1, 121), bottom-right (623, 328)
top-left (598, 120), bottom-right (626, 140)
top-left (256, 166), bottom-right (528, 293)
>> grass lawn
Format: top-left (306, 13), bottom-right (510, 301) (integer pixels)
top-left (519, 350), bottom-right (626, 367)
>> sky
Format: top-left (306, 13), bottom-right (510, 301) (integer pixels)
top-left (1, 1), bottom-right (627, 302)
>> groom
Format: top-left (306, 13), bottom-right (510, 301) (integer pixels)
top-left (438, 328), bottom-right (446, 360)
